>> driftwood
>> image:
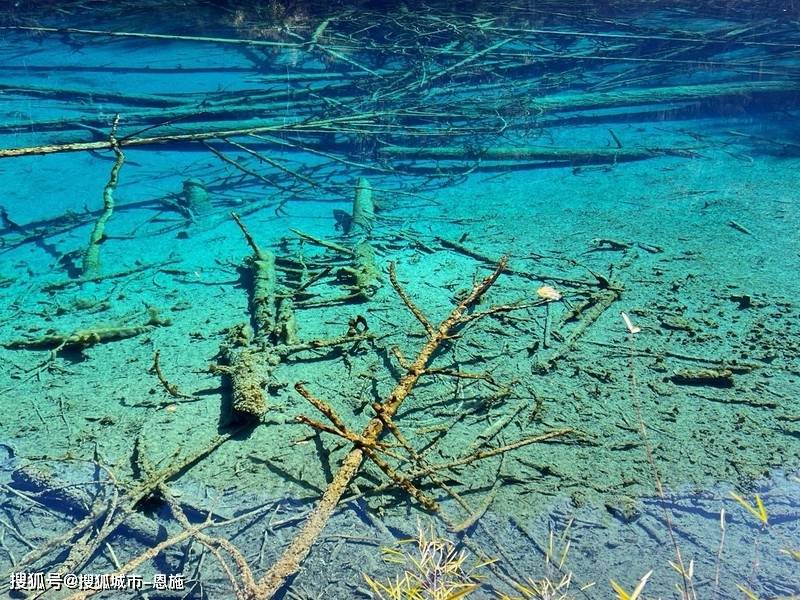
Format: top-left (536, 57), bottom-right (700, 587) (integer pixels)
top-left (532, 288), bottom-right (621, 373)
top-left (525, 80), bottom-right (800, 113)
top-left (42, 260), bottom-right (179, 292)
top-left (288, 180), bottom-right (380, 303)
top-left (346, 242), bottom-right (380, 300)
top-left (151, 350), bottom-right (195, 400)
top-left (350, 177), bottom-right (375, 236)
top-left (248, 250), bottom-right (278, 340)
top-left (437, 237), bottom-right (595, 287)
top-left (669, 368), bottom-right (734, 388)
top-left (220, 213), bottom-right (377, 423)
top-left (275, 298), bottom-right (299, 345)
top-left (0, 114), bottom-right (375, 158)
top-left (2, 7), bottom-right (796, 599)
top-left (0, 83), bottom-right (185, 108)
top-left (0, 25), bottom-right (299, 48)
top-left (290, 228), bottom-right (354, 256)
top-left (2, 79), bottom-right (789, 139)
top-left (225, 347), bottom-right (271, 419)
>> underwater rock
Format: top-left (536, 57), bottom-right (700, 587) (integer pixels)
top-left (605, 495), bottom-right (642, 523)
top-left (729, 294), bottom-right (752, 309)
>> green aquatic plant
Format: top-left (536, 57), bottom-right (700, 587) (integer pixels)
top-left (729, 492), bottom-right (769, 526)
top-left (499, 524), bottom-right (593, 600)
top-left (366, 522), bottom-right (598, 600)
top-left (609, 571), bottom-right (652, 600)
top-left (736, 584), bottom-right (759, 600)
top-left (780, 548), bottom-right (800, 561)
top-left (727, 486), bottom-right (800, 599)
top-left (364, 525), bottom-right (490, 600)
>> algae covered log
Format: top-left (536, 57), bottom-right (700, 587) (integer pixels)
top-left (232, 211), bottom-right (278, 342)
top-left (225, 213), bottom-right (279, 423)
top-left (350, 177), bottom-right (375, 235)
top-left (346, 178), bottom-right (379, 299)
top-left (249, 250), bottom-right (278, 341)
top-left (82, 115), bottom-right (124, 278)
top-left (670, 368), bottom-right (734, 388)
top-left (527, 79), bottom-right (799, 113)
top-left (228, 347), bottom-right (271, 419)
top-left (347, 242), bottom-right (380, 300)
top-left (276, 298), bottom-right (299, 345)
top-left (214, 324), bottom-right (271, 425)
top-left (3, 308), bottom-right (170, 350)
top-left (380, 145), bottom-right (696, 162)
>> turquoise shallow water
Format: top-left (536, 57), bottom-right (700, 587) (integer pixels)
top-left (0, 2), bottom-right (798, 598)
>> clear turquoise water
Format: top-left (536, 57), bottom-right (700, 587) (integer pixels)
top-left (0, 2), bottom-right (798, 598)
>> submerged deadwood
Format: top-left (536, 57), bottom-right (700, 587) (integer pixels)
top-left (345, 178), bottom-right (380, 299)
top-left (253, 257), bottom-right (508, 599)
top-left (351, 177), bottom-right (375, 235)
top-left (4, 308), bottom-right (169, 350)
top-left (223, 213), bottom-right (278, 422)
top-left (82, 115), bottom-right (123, 277)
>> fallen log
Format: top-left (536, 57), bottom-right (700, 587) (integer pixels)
top-left (346, 178), bottom-right (379, 300)
top-left (3, 308), bottom-right (170, 351)
top-left (0, 25), bottom-right (300, 48)
top-left (380, 144), bottom-right (698, 162)
top-left (350, 177), bottom-right (375, 236)
top-left (254, 258), bottom-right (508, 599)
top-left (525, 80), bottom-right (800, 114)
top-left (0, 114), bottom-right (375, 158)
top-left (0, 83), bottom-right (186, 108)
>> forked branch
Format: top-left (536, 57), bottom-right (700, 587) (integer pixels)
top-left (252, 257), bottom-right (508, 598)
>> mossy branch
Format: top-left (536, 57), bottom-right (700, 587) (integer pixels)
top-left (253, 257), bottom-right (509, 599)
top-left (82, 114), bottom-right (124, 278)
top-left (4, 308), bottom-right (169, 350)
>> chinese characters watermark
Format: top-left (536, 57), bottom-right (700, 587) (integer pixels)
top-left (9, 572), bottom-right (185, 592)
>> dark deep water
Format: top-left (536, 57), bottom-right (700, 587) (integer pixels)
top-left (0, 1), bottom-right (798, 598)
